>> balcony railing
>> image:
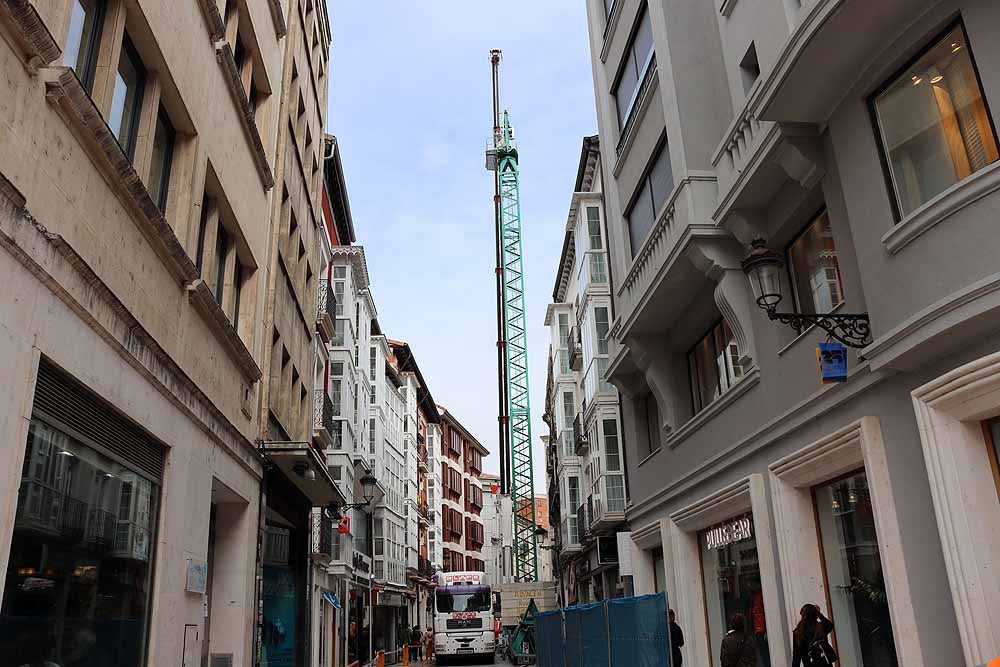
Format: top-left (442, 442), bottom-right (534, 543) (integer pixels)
top-left (16, 483), bottom-right (118, 549)
top-left (568, 326), bottom-right (583, 371)
top-left (316, 278), bottom-right (337, 342)
top-left (313, 390), bottom-right (336, 448)
top-left (419, 555), bottom-right (434, 579)
top-left (573, 414), bottom-right (589, 456)
top-left (310, 508), bottom-right (333, 561)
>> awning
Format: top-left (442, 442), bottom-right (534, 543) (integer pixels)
top-left (323, 591), bottom-right (341, 609)
top-left (261, 441), bottom-right (345, 507)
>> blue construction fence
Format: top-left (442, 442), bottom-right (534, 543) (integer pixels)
top-left (535, 593), bottom-right (671, 667)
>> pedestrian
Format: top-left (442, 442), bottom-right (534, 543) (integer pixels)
top-left (791, 604), bottom-right (836, 667)
top-left (424, 626), bottom-right (434, 662)
top-left (719, 612), bottom-right (756, 667)
top-left (667, 609), bottom-right (685, 667)
top-left (410, 624), bottom-right (422, 661)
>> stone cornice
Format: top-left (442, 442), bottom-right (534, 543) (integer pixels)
top-left (195, 0), bottom-right (225, 41)
top-left (44, 67), bottom-right (199, 285)
top-left (215, 43), bottom-right (274, 191)
top-left (0, 0), bottom-right (61, 71)
top-left (187, 279), bottom-right (263, 382)
top-left (266, 0), bottom-right (288, 38)
top-left (0, 172), bottom-right (263, 479)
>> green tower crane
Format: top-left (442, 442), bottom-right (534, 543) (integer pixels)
top-left (488, 48), bottom-right (539, 582)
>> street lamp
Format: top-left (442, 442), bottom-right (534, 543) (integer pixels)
top-left (740, 238), bottom-right (871, 349)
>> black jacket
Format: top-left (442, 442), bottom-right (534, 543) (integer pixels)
top-left (669, 621), bottom-right (684, 666)
top-left (791, 616), bottom-right (835, 667)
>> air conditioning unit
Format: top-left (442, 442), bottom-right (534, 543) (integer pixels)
top-left (211, 654), bottom-right (234, 667)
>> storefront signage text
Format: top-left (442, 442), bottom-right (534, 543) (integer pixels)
top-left (705, 516), bottom-right (753, 550)
top-left (353, 551), bottom-right (371, 574)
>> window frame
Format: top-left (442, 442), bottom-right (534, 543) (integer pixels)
top-left (784, 207), bottom-right (844, 317)
top-left (111, 35), bottom-right (147, 161)
top-left (148, 108), bottom-right (176, 214)
top-left (867, 17), bottom-right (999, 222)
top-left (611, 5), bottom-right (655, 133)
top-left (687, 318), bottom-right (742, 415)
top-left (64, 0), bottom-right (106, 93)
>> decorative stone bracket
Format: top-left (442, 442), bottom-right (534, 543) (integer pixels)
top-left (685, 237), bottom-right (758, 368)
top-left (774, 122), bottom-right (826, 191)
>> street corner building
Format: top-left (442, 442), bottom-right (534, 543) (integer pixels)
top-left (577, 0), bottom-right (1000, 666)
top-left (0, 0), bottom-right (345, 665)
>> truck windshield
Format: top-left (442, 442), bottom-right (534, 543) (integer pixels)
top-left (436, 585), bottom-right (491, 613)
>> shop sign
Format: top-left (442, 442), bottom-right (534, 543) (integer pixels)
top-left (817, 341), bottom-right (848, 384)
top-left (379, 591), bottom-right (404, 607)
top-left (185, 559), bottom-right (208, 594)
top-left (353, 551), bottom-right (371, 574)
top-left (704, 516), bottom-right (753, 550)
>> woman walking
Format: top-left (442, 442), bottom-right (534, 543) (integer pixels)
top-left (791, 604), bottom-right (836, 667)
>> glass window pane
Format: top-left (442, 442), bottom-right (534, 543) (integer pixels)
top-left (814, 472), bottom-right (897, 666)
top-left (614, 60), bottom-right (639, 128)
top-left (699, 515), bottom-right (770, 667)
top-left (626, 180), bottom-right (654, 256)
top-left (874, 25), bottom-right (998, 216)
top-left (65, 0), bottom-right (101, 89)
top-left (691, 330), bottom-right (721, 412)
top-left (586, 206), bottom-right (603, 249)
top-left (589, 253), bottom-right (608, 285)
top-left (631, 10), bottom-right (653, 74)
top-left (602, 419), bottom-right (620, 472)
top-left (648, 140), bottom-right (674, 212)
top-left (214, 225), bottom-right (229, 304)
top-left (109, 40), bottom-right (145, 160)
top-left (148, 111), bottom-right (175, 213)
top-left (644, 393), bottom-right (660, 452)
top-left (594, 307), bottom-right (610, 355)
top-left (2, 420), bottom-right (158, 666)
top-left (788, 211), bottom-right (844, 313)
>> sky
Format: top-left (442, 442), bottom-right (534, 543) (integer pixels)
top-left (326, 2), bottom-right (597, 490)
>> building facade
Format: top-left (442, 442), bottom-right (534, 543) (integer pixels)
top-left (0, 0), bottom-right (345, 666)
top-left (584, 0), bottom-right (1000, 666)
top-left (544, 135), bottom-right (628, 606)
top-left (437, 407), bottom-right (487, 573)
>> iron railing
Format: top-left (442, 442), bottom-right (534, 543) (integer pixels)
top-left (313, 390), bottom-right (335, 436)
top-left (310, 509), bottom-right (333, 560)
top-left (317, 278), bottom-right (336, 322)
top-left (568, 326), bottom-right (583, 371)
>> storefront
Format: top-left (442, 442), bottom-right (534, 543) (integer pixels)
top-left (260, 469), bottom-right (310, 667)
top-left (0, 361), bottom-right (164, 666)
top-left (699, 514), bottom-right (771, 667)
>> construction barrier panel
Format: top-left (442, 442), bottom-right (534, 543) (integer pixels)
top-left (534, 593), bottom-right (672, 667)
top-left (535, 609), bottom-right (563, 667)
top-left (608, 594), bottom-right (670, 667)
top-left (564, 603), bottom-right (584, 667)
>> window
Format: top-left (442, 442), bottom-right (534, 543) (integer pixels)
top-left (688, 319), bottom-right (747, 414)
top-left (739, 42), bottom-right (760, 95)
top-left (626, 137), bottom-right (673, 256)
top-left (108, 37), bottom-right (146, 161)
top-left (2, 420), bottom-right (159, 666)
top-left (787, 210), bottom-right (844, 314)
top-left (214, 224), bottom-right (229, 305)
top-left (813, 472), bottom-right (896, 667)
top-left (613, 8), bottom-right (654, 130)
top-left (232, 261), bottom-right (243, 324)
top-left (558, 313), bottom-right (570, 374)
top-left (195, 196), bottom-right (211, 273)
top-left (603, 419), bottom-right (621, 472)
top-left (148, 109), bottom-right (175, 213)
top-left (594, 306), bottom-right (610, 356)
top-left (872, 22), bottom-right (998, 218)
top-left (562, 391), bottom-right (575, 457)
top-left (333, 280), bottom-right (345, 317)
top-left (586, 207), bottom-right (602, 249)
top-left (643, 392), bottom-right (660, 455)
top-left (64, 0), bottom-right (104, 91)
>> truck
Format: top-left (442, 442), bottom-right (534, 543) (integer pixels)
top-left (433, 571), bottom-right (496, 663)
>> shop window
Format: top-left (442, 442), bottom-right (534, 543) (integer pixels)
top-left (787, 210), bottom-right (844, 315)
top-left (688, 319), bottom-right (747, 414)
top-left (108, 36), bottom-right (146, 161)
top-left (1, 419), bottom-right (159, 666)
top-left (64, 0), bottom-right (104, 92)
top-left (651, 547), bottom-right (665, 593)
top-left (872, 22), bottom-right (998, 218)
top-left (813, 472), bottom-right (898, 666)
top-left (699, 514), bottom-right (770, 667)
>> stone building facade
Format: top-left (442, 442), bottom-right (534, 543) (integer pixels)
top-left (583, 0), bottom-right (1000, 666)
top-left (0, 0), bottom-right (345, 665)
top-left (437, 406), bottom-right (487, 573)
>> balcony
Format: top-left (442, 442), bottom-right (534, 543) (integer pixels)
top-left (573, 415), bottom-right (589, 456)
top-left (313, 390), bottom-right (336, 449)
top-left (754, 0), bottom-right (939, 124)
top-left (417, 500), bottom-right (430, 526)
top-left (575, 498), bottom-right (593, 544)
top-left (310, 509), bottom-right (333, 561)
top-left (568, 326), bottom-right (583, 372)
top-left (14, 484), bottom-right (119, 548)
top-left (316, 279), bottom-right (337, 342)
top-left (590, 482), bottom-right (627, 533)
top-left (417, 446), bottom-right (428, 473)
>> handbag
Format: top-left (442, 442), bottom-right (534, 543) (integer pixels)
top-left (806, 637), bottom-right (838, 666)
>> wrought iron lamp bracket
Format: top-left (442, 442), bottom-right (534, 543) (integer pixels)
top-left (765, 308), bottom-right (871, 349)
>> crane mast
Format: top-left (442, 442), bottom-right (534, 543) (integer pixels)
top-left (488, 49), bottom-right (539, 582)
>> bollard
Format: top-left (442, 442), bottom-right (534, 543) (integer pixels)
top-left (403, 645), bottom-right (409, 667)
